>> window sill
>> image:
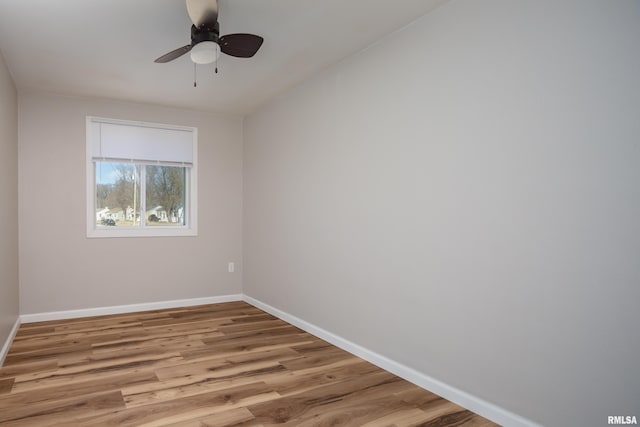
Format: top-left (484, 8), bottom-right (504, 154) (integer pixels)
top-left (87, 226), bottom-right (197, 238)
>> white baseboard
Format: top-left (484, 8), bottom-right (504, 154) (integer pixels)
top-left (242, 295), bottom-right (540, 427)
top-left (20, 294), bottom-right (243, 324)
top-left (0, 317), bottom-right (21, 366)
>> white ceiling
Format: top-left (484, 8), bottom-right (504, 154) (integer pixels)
top-left (0, 0), bottom-right (447, 115)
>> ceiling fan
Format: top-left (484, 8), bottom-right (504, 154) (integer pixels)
top-left (154, 0), bottom-right (263, 67)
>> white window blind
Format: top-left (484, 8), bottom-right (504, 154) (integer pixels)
top-left (89, 119), bottom-right (194, 165)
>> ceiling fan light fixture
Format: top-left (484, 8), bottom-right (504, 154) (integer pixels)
top-left (190, 41), bottom-right (220, 64)
top-left (154, 0), bottom-right (263, 65)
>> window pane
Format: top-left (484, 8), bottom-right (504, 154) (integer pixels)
top-left (145, 165), bottom-right (186, 226)
top-left (95, 162), bottom-right (141, 227)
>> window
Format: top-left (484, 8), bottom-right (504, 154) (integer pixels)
top-left (86, 117), bottom-right (197, 237)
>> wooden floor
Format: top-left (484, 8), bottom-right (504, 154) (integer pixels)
top-left (0, 301), bottom-right (497, 426)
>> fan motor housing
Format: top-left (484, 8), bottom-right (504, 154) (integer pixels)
top-left (191, 23), bottom-right (220, 45)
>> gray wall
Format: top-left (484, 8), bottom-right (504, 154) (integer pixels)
top-left (243, 1), bottom-right (640, 426)
top-left (0, 50), bottom-right (19, 356)
top-left (19, 92), bottom-right (243, 314)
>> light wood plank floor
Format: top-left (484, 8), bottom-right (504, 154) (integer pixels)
top-left (0, 301), bottom-right (498, 426)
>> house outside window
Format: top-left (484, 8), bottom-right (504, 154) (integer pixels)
top-left (86, 117), bottom-right (197, 237)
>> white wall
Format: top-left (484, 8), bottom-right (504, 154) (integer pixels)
top-left (0, 50), bottom-right (19, 356)
top-left (19, 92), bottom-right (243, 314)
top-left (243, 1), bottom-right (640, 426)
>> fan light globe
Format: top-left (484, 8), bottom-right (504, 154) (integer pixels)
top-left (190, 41), bottom-right (220, 64)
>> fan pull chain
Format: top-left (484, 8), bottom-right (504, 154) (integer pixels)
top-left (193, 63), bottom-right (197, 87)
top-left (215, 53), bottom-right (218, 74)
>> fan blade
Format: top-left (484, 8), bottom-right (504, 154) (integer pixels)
top-left (154, 45), bottom-right (192, 63)
top-left (219, 34), bottom-right (264, 58)
top-left (186, 0), bottom-right (218, 28)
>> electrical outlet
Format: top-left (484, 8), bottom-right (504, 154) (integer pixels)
top-left (228, 262), bottom-right (235, 273)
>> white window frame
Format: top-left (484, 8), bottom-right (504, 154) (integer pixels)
top-left (86, 117), bottom-right (198, 238)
